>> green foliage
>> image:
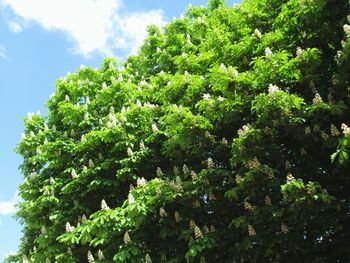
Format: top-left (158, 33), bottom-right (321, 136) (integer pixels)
top-left (11, 0), bottom-right (350, 262)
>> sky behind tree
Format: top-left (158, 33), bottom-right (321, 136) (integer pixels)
top-left (0, 0), bottom-right (237, 259)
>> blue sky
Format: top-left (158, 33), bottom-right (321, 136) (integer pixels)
top-left (0, 0), bottom-right (237, 260)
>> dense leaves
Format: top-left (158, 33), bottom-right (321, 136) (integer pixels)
top-left (9, 0), bottom-right (350, 262)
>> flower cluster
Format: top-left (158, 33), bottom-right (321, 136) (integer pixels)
top-left (343, 24), bottom-right (350, 37)
top-left (191, 170), bottom-right (198, 180)
top-left (101, 199), bottom-right (110, 210)
top-left (192, 200), bottom-right (201, 208)
top-left (237, 123), bottom-right (251, 137)
top-left (296, 47), bottom-right (304, 58)
top-left (281, 223), bottom-right (289, 233)
top-left (137, 177), bottom-right (147, 187)
top-left (248, 225), bottom-right (256, 236)
top-left (341, 123), bottom-right (350, 136)
top-left (330, 124), bottom-right (340, 136)
top-left (244, 201), bottom-right (256, 211)
top-left (98, 249), bottom-right (105, 260)
top-left (305, 126), bottom-right (311, 135)
top-left (71, 169), bottom-right (78, 179)
top-left (159, 207), bottom-right (168, 218)
top-left (127, 147), bottom-right (133, 157)
top-left (208, 192), bottom-right (216, 201)
top-left (313, 92), bottom-right (323, 104)
top-left (65, 222), bottom-right (74, 233)
top-left (287, 173), bottom-right (295, 182)
top-left (207, 158), bottom-right (215, 168)
top-left (265, 195), bottom-right (272, 206)
top-left (268, 84), bottom-right (279, 94)
top-left (254, 28), bottom-right (262, 38)
top-left (128, 193), bottom-right (135, 204)
top-left (265, 47), bottom-right (273, 56)
top-left (145, 254), bottom-right (152, 263)
top-left (124, 231), bottom-right (131, 244)
top-left (156, 167), bottom-right (163, 176)
top-left (87, 251), bottom-right (94, 262)
top-left (152, 123), bottom-right (158, 133)
top-left (245, 157), bottom-right (260, 169)
top-left (174, 211), bottom-right (181, 222)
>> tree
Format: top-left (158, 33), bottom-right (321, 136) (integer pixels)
top-left (10, 0), bottom-right (350, 262)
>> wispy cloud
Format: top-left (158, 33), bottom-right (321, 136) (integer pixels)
top-left (7, 20), bottom-right (22, 33)
top-left (0, 44), bottom-right (8, 60)
top-left (1, 0), bottom-right (166, 57)
top-left (0, 193), bottom-right (18, 215)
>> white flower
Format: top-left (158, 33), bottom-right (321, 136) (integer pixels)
top-left (65, 222), bottom-right (74, 233)
top-left (49, 177), bottom-right (55, 184)
top-left (254, 28), bottom-right (262, 38)
top-left (124, 231), bottom-right (131, 244)
top-left (102, 82), bottom-right (107, 89)
top-left (65, 95), bottom-right (70, 101)
top-left (159, 207), bottom-right (167, 217)
top-left (127, 147), bottom-right (133, 157)
top-left (220, 63), bottom-right (227, 71)
top-left (341, 123), bottom-right (350, 136)
top-left (27, 112), bottom-right (33, 121)
top-left (344, 24), bottom-right (350, 37)
top-left (137, 177), bottom-right (147, 187)
top-left (237, 123), bottom-right (251, 137)
top-left (89, 159), bottom-right (94, 167)
top-left (145, 254), bottom-right (152, 263)
top-left (101, 199), bottom-right (110, 210)
top-left (118, 74), bottom-right (123, 82)
top-left (81, 214), bottom-right (87, 222)
top-left (71, 169), bottom-right (78, 179)
top-left (98, 249), bottom-right (105, 260)
top-left (313, 92), bottom-right (323, 104)
top-left (287, 173), bottom-right (295, 182)
top-left (203, 93), bottom-right (211, 100)
top-left (152, 123), bottom-right (158, 133)
top-left (265, 47), bottom-right (273, 57)
top-left (183, 164), bottom-right (190, 174)
top-left (157, 47), bottom-right (161, 53)
top-left (81, 135), bottom-right (87, 143)
top-left (268, 84), bottom-right (280, 94)
top-left (127, 193), bottom-right (135, 206)
top-left (87, 251), bottom-right (95, 262)
top-left (156, 167), bottom-right (163, 176)
top-left (140, 140), bottom-right (145, 150)
top-left (207, 158), bottom-right (214, 168)
top-left (296, 47), bottom-right (304, 58)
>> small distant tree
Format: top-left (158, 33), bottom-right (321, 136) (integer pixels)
top-left (10, 0), bottom-right (350, 262)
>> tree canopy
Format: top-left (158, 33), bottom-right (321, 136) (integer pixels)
top-left (10, 0), bottom-right (350, 262)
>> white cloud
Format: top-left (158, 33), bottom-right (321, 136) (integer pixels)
top-left (0, 193), bottom-right (18, 215)
top-left (1, 0), bottom-right (166, 57)
top-left (8, 20), bottom-right (22, 33)
top-left (0, 44), bottom-right (8, 60)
